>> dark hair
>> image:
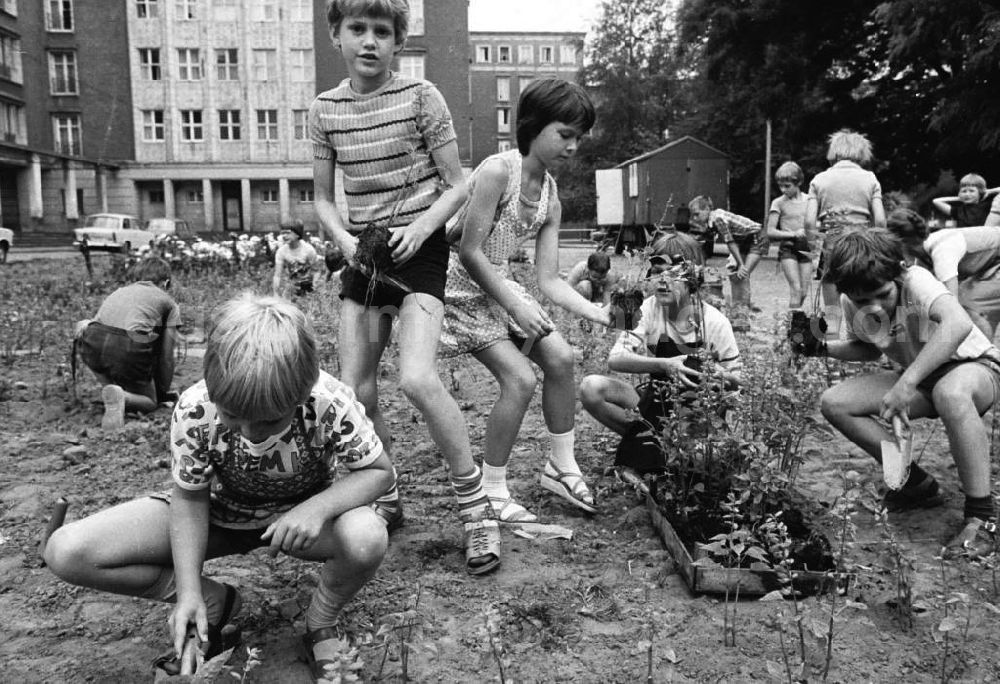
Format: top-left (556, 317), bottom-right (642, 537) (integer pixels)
top-left (130, 256), bottom-right (172, 284)
top-left (885, 209), bottom-right (931, 269)
top-left (823, 229), bottom-right (904, 294)
top-left (515, 78), bottom-right (595, 155)
top-left (281, 218), bottom-right (305, 239)
top-left (586, 252), bottom-right (611, 272)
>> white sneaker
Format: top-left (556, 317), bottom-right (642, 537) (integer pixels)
top-left (101, 385), bottom-right (126, 431)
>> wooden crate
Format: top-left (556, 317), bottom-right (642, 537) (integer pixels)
top-left (645, 493), bottom-right (844, 597)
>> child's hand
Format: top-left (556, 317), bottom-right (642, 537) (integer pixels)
top-left (339, 234), bottom-right (359, 264)
top-left (662, 356), bottom-right (700, 388)
top-left (388, 221), bottom-right (431, 264)
top-left (169, 595), bottom-right (208, 659)
top-left (261, 502), bottom-right (327, 557)
top-left (736, 265), bottom-right (750, 279)
top-left (880, 379), bottom-right (915, 426)
top-left (512, 301), bottom-right (555, 339)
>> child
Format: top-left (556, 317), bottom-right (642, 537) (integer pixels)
top-left (580, 232), bottom-right (742, 471)
top-left (311, 0), bottom-right (499, 574)
top-left (816, 230), bottom-right (1000, 558)
top-left (931, 173), bottom-right (999, 227)
top-left (272, 219), bottom-right (319, 296)
top-left (440, 78), bottom-right (611, 521)
top-left (566, 251), bottom-right (616, 303)
top-left (804, 129), bottom-right (886, 330)
top-left (74, 256), bottom-right (179, 430)
top-left (46, 294), bottom-right (394, 678)
top-left (688, 195), bottom-right (766, 311)
top-left (886, 208), bottom-right (1000, 340)
top-left (766, 161), bottom-right (813, 309)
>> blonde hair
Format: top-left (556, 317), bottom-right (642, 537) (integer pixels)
top-left (960, 173), bottom-right (987, 198)
top-left (775, 161), bottom-right (803, 184)
top-left (688, 195), bottom-right (713, 213)
top-left (826, 129), bottom-right (873, 165)
top-left (326, 0), bottom-right (409, 43)
top-left (204, 293), bottom-right (319, 421)
top-left (650, 231), bottom-right (704, 266)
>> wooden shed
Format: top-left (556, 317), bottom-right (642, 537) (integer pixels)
top-left (596, 136), bottom-right (730, 231)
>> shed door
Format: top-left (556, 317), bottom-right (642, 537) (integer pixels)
top-left (595, 169), bottom-right (624, 225)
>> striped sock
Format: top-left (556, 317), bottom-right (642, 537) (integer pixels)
top-left (450, 465), bottom-right (492, 522)
top-left (548, 429), bottom-right (581, 475)
top-left (371, 465), bottom-right (402, 524)
top-left (304, 566), bottom-right (355, 632)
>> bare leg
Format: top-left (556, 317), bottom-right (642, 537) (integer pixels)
top-left (779, 258), bottom-right (803, 310)
top-left (579, 374), bottom-right (641, 435)
top-left (526, 331), bottom-right (576, 434)
top-left (473, 341), bottom-right (537, 468)
top-left (930, 365), bottom-right (997, 498)
top-left (336, 299), bottom-right (393, 449)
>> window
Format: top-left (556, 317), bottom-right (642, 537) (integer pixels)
top-left (180, 109), bottom-right (203, 141)
top-left (176, 0), bottom-right (196, 20)
top-left (496, 76), bottom-right (510, 102)
top-left (498, 45), bottom-right (511, 63)
top-left (48, 51), bottom-right (78, 95)
top-left (0, 102), bottom-right (25, 144)
top-left (139, 48), bottom-right (161, 80)
top-left (213, 0), bottom-right (237, 21)
top-left (141, 110), bottom-right (165, 141)
top-left (0, 0), bottom-right (17, 16)
top-left (498, 140), bottom-right (511, 152)
top-left (540, 46), bottom-right (554, 63)
top-left (52, 114), bottom-right (81, 155)
top-left (398, 55), bottom-right (424, 80)
top-left (299, 189), bottom-right (314, 202)
top-left (251, 0), bottom-right (276, 21)
top-left (46, 0), bottom-right (74, 31)
top-left (290, 49), bottom-right (314, 82)
top-left (628, 164), bottom-right (638, 197)
top-left (62, 188), bottom-right (84, 215)
top-left (289, 0), bottom-right (310, 21)
top-left (216, 49), bottom-right (238, 80)
top-left (218, 109), bottom-right (241, 140)
top-left (136, 0), bottom-right (158, 18)
top-left (257, 109), bottom-right (277, 140)
top-left (293, 109), bottom-right (308, 140)
top-left (518, 45), bottom-right (533, 64)
top-left (408, 0), bottom-right (424, 35)
top-left (187, 189), bottom-right (204, 202)
top-left (560, 44), bottom-right (577, 64)
top-left (177, 48), bottom-right (202, 80)
top-left (519, 75), bottom-right (534, 93)
top-left (497, 107), bottom-right (510, 133)
top-left (149, 189), bottom-right (165, 203)
top-left (252, 49), bottom-right (276, 80)
top-left (0, 34), bottom-right (22, 83)
top-left (261, 188), bottom-right (278, 203)
top-left (475, 45), bottom-right (490, 63)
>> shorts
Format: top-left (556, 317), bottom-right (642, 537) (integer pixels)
top-left (340, 226), bottom-right (449, 308)
top-left (777, 237), bottom-right (812, 264)
top-left (724, 232), bottom-right (770, 274)
top-left (916, 353), bottom-right (1000, 399)
top-left (294, 280), bottom-right (314, 296)
top-left (147, 493), bottom-right (268, 555)
top-left (77, 322), bottom-right (158, 392)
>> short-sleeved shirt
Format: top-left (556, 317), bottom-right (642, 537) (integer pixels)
top-left (95, 281), bottom-right (180, 342)
top-left (609, 297), bottom-right (742, 375)
top-left (709, 209), bottom-right (761, 242)
top-left (841, 265), bottom-right (995, 368)
top-left (566, 260), bottom-right (618, 288)
top-left (275, 241), bottom-right (318, 285)
top-left (171, 371), bottom-right (382, 529)
top-left (924, 226), bottom-right (1000, 282)
top-left (946, 198), bottom-right (992, 227)
top-left (808, 160), bottom-right (882, 228)
top-left (769, 193), bottom-right (809, 237)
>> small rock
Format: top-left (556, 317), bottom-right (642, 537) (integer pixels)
top-left (14, 381), bottom-right (28, 390)
top-left (63, 445), bottom-right (89, 459)
top-left (73, 464), bottom-right (91, 475)
top-left (156, 458), bottom-right (170, 469)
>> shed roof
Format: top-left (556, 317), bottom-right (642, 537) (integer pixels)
top-left (614, 136), bottom-right (729, 168)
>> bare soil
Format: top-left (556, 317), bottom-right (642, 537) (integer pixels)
top-left (2, 249), bottom-right (1000, 683)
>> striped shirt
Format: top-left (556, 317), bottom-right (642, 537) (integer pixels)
top-left (309, 74), bottom-right (456, 231)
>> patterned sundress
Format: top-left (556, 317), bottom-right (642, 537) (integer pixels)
top-left (439, 149), bottom-right (556, 357)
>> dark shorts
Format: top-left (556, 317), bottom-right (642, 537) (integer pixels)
top-left (729, 232), bottom-right (770, 258)
top-left (777, 237), bottom-right (812, 264)
top-left (147, 493), bottom-right (268, 556)
top-left (917, 354), bottom-right (1000, 399)
top-left (78, 322), bottom-right (157, 391)
top-left (340, 226), bottom-right (449, 308)
top-left (294, 280), bottom-right (314, 296)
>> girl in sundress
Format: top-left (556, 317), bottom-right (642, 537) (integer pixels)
top-left (440, 78), bottom-right (612, 521)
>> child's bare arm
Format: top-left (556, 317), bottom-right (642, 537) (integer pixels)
top-left (168, 485), bottom-right (212, 656)
top-left (932, 195), bottom-right (956, 216)
top-left (825, 339), bottom-right (881, 362)
top-left (271, 250), bottom-right (284, 294)
top-left (871, 197), bottom-right (886, 228)
top-left (313, 158), bottom-right (358, 261)
top-left (766, 210), bottom-right (799, 240)
top-left (804, 196), bottom-right (819, 234)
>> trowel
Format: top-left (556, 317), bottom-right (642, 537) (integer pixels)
top-left (881, 415), bottom-right (913, 490)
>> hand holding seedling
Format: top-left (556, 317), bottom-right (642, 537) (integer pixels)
top-left (260, 500), bottom-right (326, 557)
top-left (511, 300), bottom-right (554, 339)
top-left (662, 356), bottom-right (701, 387)
top-left (169, 594), bottom-right (208, 662)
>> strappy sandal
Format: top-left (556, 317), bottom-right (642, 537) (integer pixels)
top-left (152, 584), bottom-right (242, 675)
top-left (464, 519), bottom-right (501, 576)
top-left (540, 462), bottom-right (597, 514)
top-left (942, 517), bottom-right (997, 560)
top-left (487, 495), bottom-right (538, 523)
top-left (299, 625), bottom-right (344, 682)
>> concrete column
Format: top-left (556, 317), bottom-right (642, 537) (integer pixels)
top-left (96, 166), bottom-right (108, 212)
top-left (202, 178), bottom-right (214, 232)
top-left (29, 154), bottom-right (43, 219)
top-left (64, 162), bottom-right (78, 220)
top-left (240, 178), bottom-right (251, 232)
top-left (278, 177), bottom-right (290, 224)
top-left (163, 178), bottom-right (175, 218)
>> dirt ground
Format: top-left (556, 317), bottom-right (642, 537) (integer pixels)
top-left (2, 246), bottom-right (1000, 683)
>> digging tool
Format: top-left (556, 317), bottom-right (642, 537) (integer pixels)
top-left (880, 415), bottom-right (913, 490)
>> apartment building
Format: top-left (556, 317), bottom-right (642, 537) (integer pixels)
top-left (468, 31), bottom-right (584, 167)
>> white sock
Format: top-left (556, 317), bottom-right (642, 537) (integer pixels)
top-left (548, 429), bottom-right (581, 475)
top-left (481, 462), bottom-right (510, 500)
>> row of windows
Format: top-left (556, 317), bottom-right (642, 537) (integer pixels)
top-left (141, 108), bottom-right (314, 143)
top-left (494, 75), bottom-right (544, 102)
top-left (475, 43), bottom-right (576, 65)
top-left (138, 47), bottom-right (315, 82)
top-left (146, 187), bottom-right (315, 204)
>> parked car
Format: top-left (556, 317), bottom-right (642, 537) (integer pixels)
top-left (73, 214), bottom-right (191, 253)
top-left (0, 226), bottom-right (11, 263)
top-left (146, 217), bottom-right (194, 239)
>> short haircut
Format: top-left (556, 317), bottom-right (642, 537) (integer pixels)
top-left (688, 195), bottom-right (713, 214)
top-left (775, 161), bottom-right (803, 184)
top-left (586, 252), bottom-right (611, 272)
top-left (886, 209), bottom-right (928, 243)
top-left (281, 218), bottom-right (305, 239)
top-left (130, 256), bottom-right (171, 283)
top-left (650, 231), bottom-right (705, 266)
top-left (822, 228), bottom-right (904, 295)
top-left (960, 173), bottom-right (987, 197)
top-left (515, 78), bottom-right (595, 155)
top-left (326, 0), bottom-right (409, 44)
top-left (204, 293), bottom-right (319, 422)
top-left (826, 129), bottom-right (873, 165)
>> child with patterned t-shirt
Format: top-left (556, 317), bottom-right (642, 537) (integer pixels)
top-left (46, 294), bottom-right (394, 679)
top-left (689, 195), bottom-right (766, 311)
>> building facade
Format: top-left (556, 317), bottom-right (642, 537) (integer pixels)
top-left (468, 30), bottom-right (583, 167)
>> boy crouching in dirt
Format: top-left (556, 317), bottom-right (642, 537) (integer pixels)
top-left (816, 229), bottom-right (1000, 558)
top-left (46, 294), bottom-right (395, 680)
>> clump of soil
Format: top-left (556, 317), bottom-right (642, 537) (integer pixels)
top-left (609, 288), bottom-right (644, 330)
top-left (354, 222), bottom-right (394, 273)
top-left (788, 309), bottom-right (828, 356)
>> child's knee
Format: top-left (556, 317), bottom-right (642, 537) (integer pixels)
top-left (544, 340), bottom-right (575, 376)
top-left (43, 527), bottom-right (87, 582)
top-left (398, 370), bottom-right (442, 405)
top-left (504, 364), bottom-right (537, 399)
top-left (579, 375), bottom-right (606, 409)
top-left (335, 508), bottom-right (388, 568)
top-left (819, 387), bottom-right (849, 421)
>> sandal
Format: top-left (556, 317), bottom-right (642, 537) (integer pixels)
top-left (942, 517), bottom-right (997, 560)
top-left (487, 495), bottom-right (538, 523)
top-left (540, 462), bottom-right (597, 514)
top-left (464, 519), bottom-right (501, 576)
top-left (152, 584), bottom-right (243, 675)
top-left (299, 625), bottom-right (344, 682)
